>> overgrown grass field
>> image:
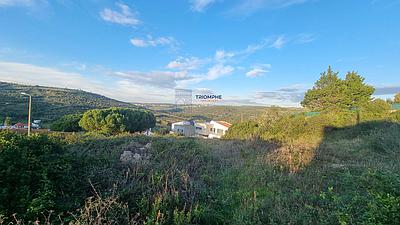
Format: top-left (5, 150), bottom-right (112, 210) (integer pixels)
top-left (1, 119), bottom-right (399, 224)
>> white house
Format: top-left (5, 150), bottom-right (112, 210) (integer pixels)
top-left (207, 121), bottom-right (232, 139)
top-left (171, 121), bottom-right (196, 137)
top-left (171, 120), bottom-right (232, 139)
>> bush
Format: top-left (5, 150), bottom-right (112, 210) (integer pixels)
top-left (224, 121), bottom-right (260, 140)
top-left (50, 113), bottom-right (83, 132)
top-left (359, 99), bottom-right (391, 121)
top-left (79, 108), bottom-right (156, 134)
top-left (0, 131), bottom-right (83, 222)
top-left (390, 111), bottom-right (400, 122)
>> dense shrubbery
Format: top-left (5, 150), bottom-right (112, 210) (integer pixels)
top-left (79, 108), bottom-right (156, 134)
top-left (0, 131), bottom-right (87, 222)
top-left (50, 113), bottom-right (83, 132)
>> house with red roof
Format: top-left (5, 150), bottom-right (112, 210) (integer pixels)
top-left (172, 120), bottom-right (232, 139)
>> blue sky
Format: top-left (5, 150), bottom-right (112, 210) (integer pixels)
top-left (0, 0), bottom-right (399, 106)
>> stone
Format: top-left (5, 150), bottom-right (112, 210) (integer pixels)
top-left (145, 143), bottom-right (152, 149)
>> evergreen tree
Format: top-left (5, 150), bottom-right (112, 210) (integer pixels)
top-left (301, 66), bottom-right (346, 111)
top-left (301, 67), bottom-right (375, 111)
top-left (343, 71), bottom-right (375, 108)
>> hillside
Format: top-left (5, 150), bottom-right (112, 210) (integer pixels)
top-left (0, 82), bottom-right (136, 126)
top-left (144, 104), bottom-right (301, 124)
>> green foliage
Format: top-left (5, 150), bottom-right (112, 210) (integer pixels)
top-left (3, 117), bottom-right (11, 126)
top-left (50, 113), bottom-right (83, 132)
top-left (359, 99), bottom-right (391, 121)
top-left (390, 111), bottom-right (400, 122)
top-left (79, 108), bottom-right (156, 134)
top-left (301, 67), bottom-right (374, 111)
top-left (224, 121), bottom-right (260, 140)
top-left (0, 82), bottom-right (135, 127)
top-left (0, 131), bottom-right (84, 222)
top-left (394, 93), bottom-right (400, 103)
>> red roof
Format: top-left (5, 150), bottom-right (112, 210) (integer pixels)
top-left (14, 123), bottom-right (27, 127)
top-left (216, 121), bottom-right (232, 128)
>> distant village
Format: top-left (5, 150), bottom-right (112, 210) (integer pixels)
top-left (0, 120), bottom-right (41, 130)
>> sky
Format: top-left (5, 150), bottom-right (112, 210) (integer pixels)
top-left (0, 0), bottom-right (399, 106)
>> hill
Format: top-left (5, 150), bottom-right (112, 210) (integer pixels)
top-left (144, 104), bottom-right (301, 124)
top-left (0, 82), bottom-right (136, 126)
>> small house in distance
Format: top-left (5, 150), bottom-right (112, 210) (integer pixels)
top-left (171, 120), bottom-right (232, 139)
top-left (171, 121), bottom-right (196, 137)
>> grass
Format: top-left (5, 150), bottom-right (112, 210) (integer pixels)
top-left (1, 120), bottom-right (399, 224)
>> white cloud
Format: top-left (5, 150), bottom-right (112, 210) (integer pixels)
top-left (270, 36), bottom-right (287, 49)
top-left (206, 64), bottom-right (234, 80)
top-left (215, 50), bottom-right (236, 61)
top-left (226, 0), bottom-right (310, 16)
top-left (0, 0), bottom-right (38, 7)
top-left (295, 33), bottom-right (317, 44)
top-left (0, 61), bottom-right (179, 103)
top-left (130, 35), bottom-right (177, 48)
top-left (100, 3), bottom-right (140, 26)
top-left (190, 0), bottom-right (216, 12)
top-left (246, 64), bottom-right (271, 77)
top-left (166, 57), bottom-right (204, 70)
top-left (111, 70), bottom-right (194, 89)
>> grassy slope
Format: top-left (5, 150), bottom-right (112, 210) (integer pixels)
top-left (58, 121), bottom-right (400, 224)
top-left (0, 82), bottom-right (135, 126)
top-left (204, 121), bottom-right (400, 224)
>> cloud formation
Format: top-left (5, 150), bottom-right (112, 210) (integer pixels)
top-left (190, 0), bottom-right (216, 12)
top-left (226, 0), bottom-right (310, 16)
top-left (130, 35), bottom-right (177, 48)
top-left (110, 70), bottom-right (194, 89)
top-left (246, 64), bottom-right (271, 77)
top-left (0, 0), bottom-right (40, 7)
top-left (100, 3), bottom-right (140, 26)
top-left (270, 36), bottom-right (287, 49)
top-left (0, 61), bottom-right (176, 103)
top-left (254, 85), bottom-right (306, 103)
top-left (166, 57), bottom-right (204, 70)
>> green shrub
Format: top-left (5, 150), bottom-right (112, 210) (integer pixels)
top-left (50, 113), bottom-right (83, 132)
top-left (0, 131), bottom-right (84, 222)
top-left (390, 111), bottom-right (400, 122)
top-left (79, 108), bottom-right (156, 134)
top-left (224, 121), bottom-right (260, 140)
top-left (359, 99), bottom-right (391, 121)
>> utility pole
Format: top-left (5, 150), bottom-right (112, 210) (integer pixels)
top-left (21, 92), bottom-right (32, 136)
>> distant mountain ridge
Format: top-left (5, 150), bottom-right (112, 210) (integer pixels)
top-left (0, 82), bottom-right (138, 126)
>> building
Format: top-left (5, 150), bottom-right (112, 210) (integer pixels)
top-left (207, 121), bottom-right (232, 139)
top-left (13, 123), bottom-right (27, 129)
top-left (171, 121), bottom-right (196, 137)
top-left (171, 120), bottom-right (232, 139)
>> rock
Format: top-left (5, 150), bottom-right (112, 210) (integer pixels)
top-left (145, 143), bottom-right (152, 149)
top-left (120, 151), bottom-right (142, 164)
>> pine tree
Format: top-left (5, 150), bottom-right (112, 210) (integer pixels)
top-left (301, 66), bottom-right (346, 111)
top-left (343, 71), bottom-right (375, 109)
top-left (301, 67), bottom-right (375, 111)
